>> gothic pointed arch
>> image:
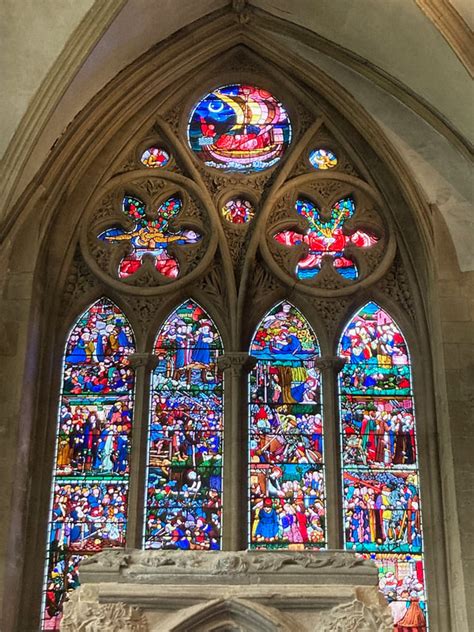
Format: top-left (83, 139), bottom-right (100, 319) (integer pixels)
top-left (338, 301), bottom-right (427, 630)
top-left (248, 301), bottom-right (325, 550)
top-left (42, 297), bottom-right (136, 629)
top-left (144, 299), bottom-right (224, 550)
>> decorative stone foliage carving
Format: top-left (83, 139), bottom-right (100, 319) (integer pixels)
top-left (316, 598), bottom-right (393, 632)
top-left (377, 252), bottom-right (415, 320)
top-left (80, 549), bottom-right (375, 577)
top-left (61, 585), bottom-right (148, 632)
top-left (60, 247), bottom-right (99, 316)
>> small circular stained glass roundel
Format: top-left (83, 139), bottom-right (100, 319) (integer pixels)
top-left (309, 148), bottom-right (338, 170)
top-left (188, 84), bottom-right (292, 173)
top-left (222, 197), bottom-right (255, 224)
top-left (141, 147), bottom-right (170, 168)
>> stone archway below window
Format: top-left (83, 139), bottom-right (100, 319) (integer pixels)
top-left (61, 549), bottom-right (393, 632)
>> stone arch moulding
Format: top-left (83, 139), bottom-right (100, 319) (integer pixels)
top-left (3, 17), bottom-right (457, 632)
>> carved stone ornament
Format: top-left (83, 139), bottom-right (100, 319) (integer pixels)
top-left (79, 549), bottom-right (376, 580)
top-left (316, 597), bottom-right (393, 632)
top-left (61, 585), bottom-right (148, 632)
top-left (217, 353), bottom-right (257, 377)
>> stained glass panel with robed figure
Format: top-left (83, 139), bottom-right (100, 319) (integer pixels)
top-left (248, 302), bottom-right (326, 550)
top-left (144, 300), bottom-right (224, 551)
top-left (42, 299), bottom-right (136, 630)
top-left (338, 302), bottom-right (427, 631)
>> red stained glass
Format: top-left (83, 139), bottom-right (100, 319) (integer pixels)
top-left (221, 197), bottom-right (255, 224)
top-left (339, 303), bottom-right (427, 631)
top-left (144, 300), bottom-right (224, 551)
top-left (41, 299), bottom-right (136, 630)
top-left (274, 198), bottom-right (379, 281)
top-left (249, 302), bottom-right (326, 549)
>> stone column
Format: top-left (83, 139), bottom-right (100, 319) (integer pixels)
top-left (217, 352), bottom-right (257, 551)
top-left (315, 356), bottom-right (347, 549)
top-left (126, 353), bottom-right (159, 547)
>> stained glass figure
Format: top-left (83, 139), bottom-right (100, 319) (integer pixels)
top-left (98, 194), bottom-right (201, 279)
top-left (338, 302), bottom-right (427, 631)
top-left (309, 148), bottom-right (338, 170)
top-left (42, 299), bottom-right (136, 630)
top-left (140, 147), bottom-right (171, 168)
top-left (274, 197), bottom-right (379, 281)
top-left (221, 197), bottom-right (255, 224)
top-left (249, 302), bottom-right (326, 549)
top-left (188, 84), bottom-right (292, 173)
top-left (145, 300), bottom-right (224, 551)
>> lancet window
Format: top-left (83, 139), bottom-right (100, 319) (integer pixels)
top-left (39, 78), bottom-right (431, 632)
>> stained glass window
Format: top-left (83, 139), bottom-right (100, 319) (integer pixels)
top-left (309, 148), bottom-right (338, 170)
top-left (187, 84), bottom-right (292, 173)
top-left (42, 299), bottom-right (136, 630)
top-left (221, 197), bottom-right (255, 224)
top-left (98, 194), bottom-right (201, 279)
top-left (144, 300), bottom-right (224, 550)
top-left (140, 147), bottom-right (170, 168)
top-left (338, 302), bottom-right (427, 631)
top-left (249, 302), bottom-right (326, 549)
top-left (274, 197), bottom-right (379, 281)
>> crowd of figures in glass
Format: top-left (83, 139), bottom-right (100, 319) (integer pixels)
top-left (188, 84), bottom-right (291, 173)
top-left (338, 302), bottom-right (427, 631)
top-left (274, 197), bottom-right (379, 281)
top-left (248, 302), bottom-right (326, 549)
top-left (145, 300), bottom-right (223, 551)
top-left (42, 299), bottom-right (136, 629)
top-left (98, 195), bottom-right (201, 279)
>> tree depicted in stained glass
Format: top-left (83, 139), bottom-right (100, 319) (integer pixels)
top-left (145, 300), bottom-right (224, 551)
top-left (221, 197), bottom-right (255, 224)
top-left (188, 84), bottom-right (292, 173)
top-left (42, 299), bottom-right (135, 630)
top-left (274, 197), bottom-right (379, 280)
top-left (249, 302), bottom-right (326, 549)
top-left (98, 194), bottom-right (201, 279)
top-left (338, 302), bottom-right (427, 631)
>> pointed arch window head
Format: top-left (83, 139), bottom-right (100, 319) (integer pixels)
top-left (98, 195), bottom-right (201, 279)
top-left (42, 298), bottom-right (136, 630)
top-left (187, 84), bottom-right (292, 173)
top-left (248, 302), bottom-right (326, 550)
top-left (338, 302), bottom-right (427, 631)
top-left (274, 197), bottom-right (379, 281)
top-left (144, 300), bottom-right (224, 551)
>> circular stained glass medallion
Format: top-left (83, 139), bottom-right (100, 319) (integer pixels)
top-left (222, 197), bottom-right (255, 224)
top-left (188, 84), bottom-right (292, 173)
top-left (309, 148), bottom-right (338, 170)
top-left (141, 147), bottom-right (170, 168)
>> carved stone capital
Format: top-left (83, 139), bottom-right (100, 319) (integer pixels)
top-left (128, 353), bottom-right (159, 370)
top-left (316, 596), bottom-right (393, 631)
top-left (61, 584), bottom-right (148, 631)
top-left (217, 352), bottom-right (257, 376)
top-left (315, 356), bottom-right (347, 373)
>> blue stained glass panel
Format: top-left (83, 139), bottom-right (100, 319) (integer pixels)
top-left (144, 300), bottom-right (224, 551)
top-left (339, 302), bottom-right (427, 631)
top-left (42, 299), bottom-right (136, 630)
top-left (188, 84), bottom-right (291, 173)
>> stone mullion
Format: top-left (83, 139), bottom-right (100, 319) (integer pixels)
top-left (126, 353), bottom-right (158, 548)
top-left (316, 356), bottom-right (346, 550)
top-left (218, 353), bottom-right (257, 551)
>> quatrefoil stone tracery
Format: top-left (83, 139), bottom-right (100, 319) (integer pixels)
top-left (273, 197), bottom-right (380, 282)
top-left (98, 194), bottom-right (202, 280)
